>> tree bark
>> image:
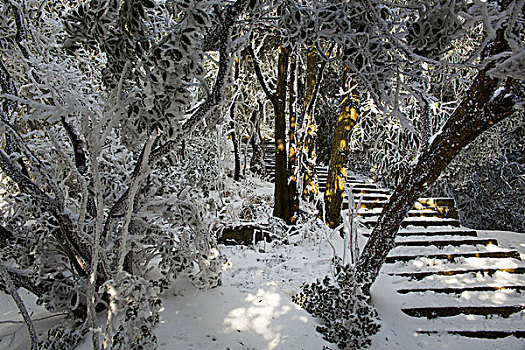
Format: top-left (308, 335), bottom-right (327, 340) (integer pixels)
top-left (229, 120), bottom-right (241, 181)
top-left (301, 47), bottom-right (319, 201)
top-left (249, 106), bottom-right (265, 175)
top-left (273, 45), bottom-right (292, 223)
top-left (356, 26), bottom-right (521, 292)
top-left (288, 53), bottom-right (299, 217)
top-left (324, 77), bottom-right (358, 228)
top-left (250, 42), bottom-right (295, 223)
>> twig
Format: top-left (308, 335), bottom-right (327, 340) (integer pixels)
top-left (0, 312), bottom-right (67, 325)
top-left (0, 263), bottom-right (38, 350)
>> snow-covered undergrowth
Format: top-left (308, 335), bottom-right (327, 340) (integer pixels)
top-left (1, 175), bottom-right (524, 350)
top-left (1, 229), bottom-right (524, 349)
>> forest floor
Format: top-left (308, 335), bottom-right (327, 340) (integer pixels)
top-left (0, 179), bottom-right (524, 350)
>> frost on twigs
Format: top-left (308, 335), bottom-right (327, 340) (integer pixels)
top-left (38, 323), bottom-right (85, 350)
top-left (406, 0), bottom-right (467, 59)
top-left (293, 262), bottom-right (380, 349)
top-left (103, 272), bottom-right (162, 350)
top-left (38, 322), bottom-right (86, 350)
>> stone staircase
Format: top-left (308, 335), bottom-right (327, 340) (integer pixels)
top-left (257, 142), bottom-right (525, 340)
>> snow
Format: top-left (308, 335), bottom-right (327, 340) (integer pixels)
top-left (490, 87), bottom-right (506, 103)
top-left (1, 222), bottom-right (524, 349)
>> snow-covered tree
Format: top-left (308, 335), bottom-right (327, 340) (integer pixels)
top-left (1, 0), bottom-right (523, 348)
top-left (1, 0), bottom-right (253, 347)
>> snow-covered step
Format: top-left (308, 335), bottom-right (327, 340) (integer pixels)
top-left (357, 208), bottom-right (459, 219)
top-left (416, 197), bottom-right (456, 208)
top-left (387, 256), bottom-right (525, 276)
top-left (397, 285), bottom-right (525, 294)
top-left (389, 242), bottom-right (512, 255)
top-left (413, 310), bottom-right (525, 338)
top-left (417, 330), bottom-right (525, 339)
top-left (397, 287), bottom-right (525, 304)
top-left (347, 183), bottom-right (378, 189)
top-left (363, 229), bottom-right (478, 237)
top-left (359, 217), bottom-right (461, 228)
top-left (351, 197), bottom-right (456, 210)
top-left (386, 250), bottom-right (521, 263)
top-left (351, 187), bottom-right (390, 194)
top-left (394, 276), bottom-right (525, 298)
top-left (319, 180), bottom-right (367, 190)
top-left (402, 305), bottom-right (524, 318)
top-left (354, 193), bottom-right (390, 201)
top-left (391, 266), bottom-right (525, 280)
top-left (395, 237), bottom-right (498, 247)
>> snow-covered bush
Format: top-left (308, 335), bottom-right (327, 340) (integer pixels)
top-left (38, 323), bottom-right (86, 350)
top-left (293, 263), bottom-right (380, 349)
top-left (103, 272), bottom-right (162, 350)
top-left (435, 117), bottom-right (525, 232)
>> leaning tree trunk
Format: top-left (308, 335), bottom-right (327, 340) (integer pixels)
top-left (356, 26), bottom-right (521, 292)
top-left (324, 82), bottom-right (358, 228)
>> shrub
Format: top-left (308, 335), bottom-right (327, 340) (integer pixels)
top-left (293, 263), bottom-right (380, 349)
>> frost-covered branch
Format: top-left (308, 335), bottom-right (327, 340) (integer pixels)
top-left (0, 263), bottom-right (38, 350)
top-left (0, 148), bottom-right (92, 278)
top-left (149, 0), bottom-right (251, 164)
top-left (115, 132), bottom-right (156, 273)
top-left (248, 42), bottom-right (277, 106)
top-left (356, 20), bottom-right (524, 291)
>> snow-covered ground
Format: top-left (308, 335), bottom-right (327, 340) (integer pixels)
top-left (1, 227), bottom-right (523, 349)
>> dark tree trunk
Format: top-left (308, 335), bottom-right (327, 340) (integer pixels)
top-left (273, 46), bottom-right (292, 223)
top-left (324, 80), bottom-right (358, 228)
top-left (249, 106), bottom-right (265, 175)
top-left (356, 26), bottom-right (521, 292)
top-left (229, 118), bottom-right (241, 181)
top-left (288, 53), bottom-right (299, 217)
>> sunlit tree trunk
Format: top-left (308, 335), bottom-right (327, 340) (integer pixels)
top-left (301, 47), bottom-right (319, 201)
top-left (324, 74), bottom-right (358, 228)
top-left (356, 27), bottom-right (521, 293)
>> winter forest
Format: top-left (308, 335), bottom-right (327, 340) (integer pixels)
top-left (0, 0), bottom-right (524, 349)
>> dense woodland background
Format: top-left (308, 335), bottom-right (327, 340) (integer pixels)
top-left (0, 0), bottom-right (523, 349)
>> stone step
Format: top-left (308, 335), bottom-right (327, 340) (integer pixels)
top-left (264, 173), bottom-right (362, 184)
top-left (415, 197), bottom-right (456, 208)
top-left (352, 188), bottom-right (391, 195)
top-left (345, 195), bottom-right (457, 206)
top-left (346, 183), bottom-right (378, 189)
top-left (354, 193), bottom-right (391, 201)
top-left (390, 229), bottom-right (478, 237)
top-left (358, 208), bottom-right (459, 219)
top-left (348, 200), bottom-right (455, 211)
top-left (417, 330), bottom-right (525, 339)
top-left (395, 237), bottom-right (498, 247)
top-left (397, 285), bottom-right (525, 294)
top-left (386, 250), bottom-right (521, 263)
top-left (360, 217), bottom-right (461, 228)
top-left (402, 305), bottom-right (525, 318)
top-left (392, 267), bottom-right (525, 280)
